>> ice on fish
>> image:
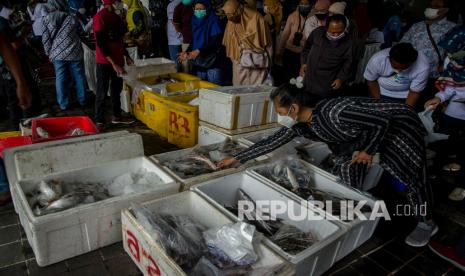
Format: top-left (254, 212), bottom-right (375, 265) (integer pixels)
top-left (107, 168), bottom-right (163, 197)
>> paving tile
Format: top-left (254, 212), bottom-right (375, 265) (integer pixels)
top-left (21, 240), bottom-right (35, 260)
top-left (408, 253), bottom-right (453, 276)
top-left (0, 211), bottom-right (19, 227)
top-left (0, 262), bottom-right (28, 275)
top-left (0, 224), bottom-right (20, 244)
top-left (444, 267), bottom-right (465, 275)
top-left (20, 227), bottom-right (27, 240)
top-left (394, 265), bottom-right (425, 276)
top-left (327, 265), bottom-right (362, 276)
top-left (69, 261), bottom-right (107, 276)
top-left (0, 201), bottom-right (14, 213)
top-left (356, 236), bottom-right (389, 255)
top-left (0, 241), bottom-right (26, 267)
top-left (350, 256), bottom-right (388, 275)
top-left (104, 254), bottom-right (141, 276)
top-left (368, 248), bottom-right (404, 272)
top-left (99, 242), bottom-right (126, 261)
top-left (383, 238), bottom-right (423, 261)
top-left (27, 259), bottom-right (69, 276)
top-left (331, 250), bottom-right (362, 270)
top-left (66, 250), bottom-right (102, 270)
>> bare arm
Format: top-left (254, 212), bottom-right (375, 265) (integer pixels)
top-left (367, 80), bottom-right (381, 99)
top-left (406, 91), bottom-right (421, 107)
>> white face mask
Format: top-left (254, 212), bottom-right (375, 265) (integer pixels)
top-left (424, 8), bottom-right (439, 19)
top-left (326, 32), bottom-right (346, 41)
top-left (277, 106), bottom-right (297, 128)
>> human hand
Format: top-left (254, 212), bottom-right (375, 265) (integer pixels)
top-left (424, 97), bottom-right (441, 109)
top-left (351, 151), bottom-right (373, 165)
top-left (16, 83), bottom-right (32, 110)
top-left (217, 157), bottom-right (238, 169)
top-left (188, 49), bottom-right (200, 60)
top-left (299, 64), bottom-right (307, 77)
top-left (112, 63), bottom-right (126, 76)
top-left (126, 56), bottom-right (134, 66)
top-left (331, 79), bottom-right (342, 90)
top-left (177, 52), bottom-right (188, 62)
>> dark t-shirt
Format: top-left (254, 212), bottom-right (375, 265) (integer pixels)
top-left (173, 3), bottom-right (193, 44)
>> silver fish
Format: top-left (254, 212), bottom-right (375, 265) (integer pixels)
top-left (37, 180), bottom-right (62, 203)
top-left (36, 127), bottom-right (49, 138)
top-left (44, 194), bottom-right (81, 212)
top-left (286, 167), bottom-right (299, 192)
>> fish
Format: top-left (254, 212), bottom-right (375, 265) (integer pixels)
top-left (189, 155), bottom-right (217, 170)
top-left (68, 128), bottom-right (86, 136)
top-left (33, 194), bottom-right (81, 216)
top-left (37, 180), bottom-right (62, 203)
top-left (286, 167), bottom-right (299, 192)
top-left (36, 127), bottom-right (49, 138)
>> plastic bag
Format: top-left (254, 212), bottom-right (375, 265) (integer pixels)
top-left (203, 222), bottom-right (258, 266)
top-left (270, 223), bottom-right (316, 255)
top-left (418, 107), bottom-right (449, 144)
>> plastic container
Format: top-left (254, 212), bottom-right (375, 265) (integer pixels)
top-left (193, 172), bottom-right (346, 276)
top-left (144, 93), bottom-right (199, 148)
top-left (0, 131), bottom-right (21, 139)
top-left (124, 58), bottom-right (177, 79)
top-left (199, 86), bottom-right (278, 130)
top-left (198, 125), bottom-right (281, 146)
top-left (150, 141), bottom-right (268, 191)
top-left (248, 160), bottom-right (381, 260)
top-left (4, 132), bottom-right (180, 266)
top-left (122, 192), bottom-right (292, 276)
top-left (0, 136), bottom-right (32, 158)
top-left (31, 116), bottom-right (99, 143)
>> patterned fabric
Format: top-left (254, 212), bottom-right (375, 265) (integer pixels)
top-left (234, 97), bottom-right (432, 221)
top-left (401, 19), bottom-right (456, 78)
top-left (436, 26), bottom-right (465, 90)
top-left (42, 15), bottom-right (83, 61)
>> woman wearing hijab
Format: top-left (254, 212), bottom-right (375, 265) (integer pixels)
top-left (124, 0), bottom-right (151, 56)
top-left (263, 0), bottom-right (283, 40)
top-left (219, 81), bottom-right (437, 248)
top-left (42, 0), bottom-right (86, 111)
top-left (222, 0), bottom-right (272, 86)
top-left (178, 0), bottom-right (224, 85)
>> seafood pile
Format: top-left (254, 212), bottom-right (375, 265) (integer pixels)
top-left (27, 168), bottom-right (164, 216)
top-left (225, 189), bottom-right (317, 255)
top-left (36, 127), bottom-right (88, 139)
top-left (255, 159), bottom-right (372, 218)
top-left (163, 140), bottom-right (245, 178)
top-left (132, 206), bottom-right (286, 275)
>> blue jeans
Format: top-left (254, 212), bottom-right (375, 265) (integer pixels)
top-left (53, 59), bottom-right (87, 110)
top-left (168, 45), bottom-right (182, 72)
top-left (0, 158), bottom-right (8, 193)
top-left (197, 68), bottom-right (223, 85)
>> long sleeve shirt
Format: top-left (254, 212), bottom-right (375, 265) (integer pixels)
top-left (436, 86), bottom-right (465, 120)
top-left (42, 15), bottom-right (83, 61)
top-left (276, 10), bottom-right (310, 55)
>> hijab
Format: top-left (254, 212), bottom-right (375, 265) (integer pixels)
top-left (436, 25), bottom-right (465, 90)
top-left (192, 0), bottom-right (223, 50)
top-left (47, 0), bottom-right (69, 27)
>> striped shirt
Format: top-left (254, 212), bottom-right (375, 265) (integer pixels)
top-left (42, 14), bottom-right (83, 61)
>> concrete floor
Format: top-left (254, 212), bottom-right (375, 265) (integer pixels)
top-left (0, 84), bottom-right (464, 275)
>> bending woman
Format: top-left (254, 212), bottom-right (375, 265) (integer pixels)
top-left (219, 82), bottom-right (436, 247)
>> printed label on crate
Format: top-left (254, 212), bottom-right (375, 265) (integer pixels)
top-left (169, 111), bottom-right (191, 134)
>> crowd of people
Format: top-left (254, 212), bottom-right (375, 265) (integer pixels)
top-left (0, 0), bottom-right (465, 269)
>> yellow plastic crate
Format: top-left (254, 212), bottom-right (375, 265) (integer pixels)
top-left (0, 131), bottom-right (21, 139)
top-left (163, 80), bottom-right (217, 95)
top-left (144, 93), bottom-right (198, 148)
top-left (132, 91), bottom-right (147, 123)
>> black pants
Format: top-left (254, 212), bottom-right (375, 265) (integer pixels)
top-left (282, 49), bottom-right (301, 82)
top-left (95, 64), bottom-right (122, 123)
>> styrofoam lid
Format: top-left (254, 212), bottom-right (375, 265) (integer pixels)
top-left (4, 131), bottom-right (144, 183)
top-left (201, 85), bottom-right (275, 95)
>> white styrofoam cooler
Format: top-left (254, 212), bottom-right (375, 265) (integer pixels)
top-left (298, 142), bottom-right (383, 191)
top-left (248, 160), bottom-right (381, 260)
top-left (124, 57), bottom-right (177, 79)
top-left (122, 192), bottom-right (292, 276)
top-left (150, 141), bottom-right (268, 191)
top-left (199, 86), bottom-right (278, 130)
top-left (193, 172), bottom-right (346, 276)
top-left (4, 132), bottom-right (180, 266)
top-left (198, 125), bottom-right (282, 146)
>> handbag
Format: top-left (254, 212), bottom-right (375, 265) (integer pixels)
top-left (191, 51), bottom-right (218, 69)
top-left (292, 14), bottom-right (308, 46)
top-left (240, 48), bottom-right (270, 69)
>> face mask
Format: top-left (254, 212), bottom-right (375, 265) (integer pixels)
top-left (315, 13), bottom-right (328, 21)
top-left (299, 5), bottom-right (311, 15)
top-left (424, 8), bottom-right (439, 19)
top-left (277, 107), bottom-right (297, 128)
top-left (264, 6), bottom-right (269, 14)
top-left (182, 0), bottom-right (192, 6)
top-left (194, 9), bottom-right (207, 19)
top-left (326, 32), bottom-right (345, 41)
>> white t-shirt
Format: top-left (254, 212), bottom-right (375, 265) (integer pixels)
top-left (167, 0), bottom-right (182, 46)
top-left (0, 7), bottom-right (12, 20)
top-left (28, 3), bottom-right (48, 37)
top-left (364, 48), bottom-right (430, 99)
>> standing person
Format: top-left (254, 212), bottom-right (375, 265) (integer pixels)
top-left (179, 0), bottom-right (224, 85)
top-left (173, 0), bottom-right (193, 72)
top-left (124, 0), bottom-right (151, 57)
top-left (263, 0), bottom-right (283, 43)
top-left (42, 0), bottom-right (87, 112)
top-left (300, 14), bottom-right (353, 98)
top-left (364, 43), bottom-right (430, 107)
top-left (276, 0), bottom-right (312, 82)
top-left (148, 0), bottom-right (169, 57)
top-left (303, 0), bottom-right (330, 38)
top-left (167, 0), bottom-right (182, 71)
top-left (27, 0), bottom-right (48, 41)
top-left (401, 0), bottom-right (455, 80)
top-left (93, 0), bottom-right (135, 129)
top-left (222, 0), bottom-right (272, 86)
top-left (219, 82), bottom-right (438, 247)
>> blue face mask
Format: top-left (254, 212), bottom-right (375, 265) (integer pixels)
top-left (182, 0), bottom-right (192, 6)
top-left (194, 9), bottom-right (207, 19)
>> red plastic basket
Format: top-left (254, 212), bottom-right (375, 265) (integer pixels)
top-left (31, 116), bottom-right (99, 143)
top-left (0, 136), bottom-right (32, 158)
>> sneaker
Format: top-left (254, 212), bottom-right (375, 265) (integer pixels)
top-left (405, 221), bottom-right (438, 247)
top-left (96, 122), bottom-right (106, 132)
top-left (111, 116), bottom-right (135, 125)
top-left (429, 240), bottom-right (465, 271)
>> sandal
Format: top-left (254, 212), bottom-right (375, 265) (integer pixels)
top-left (449, 188), bottom-right (465, 201)
top-left (443, 163), bottom-right (461, 172)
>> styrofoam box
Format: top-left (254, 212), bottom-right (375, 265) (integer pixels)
top-left (298, 142), bottom-right (383, 192)
top-left (124, 57), bottom-right (177, 79)
top-left (193, 172), bottom-right (346, 276)
top-left (248, 160), bottom-right (381, 261)
top-left (199, 86), bottom-right (278, 130)
top-left (198, 125), bottom-right (282, 146)
top-left (150, 141), bottom-right (268, 191)
top-left (122, 192), bottom-right (293, 276)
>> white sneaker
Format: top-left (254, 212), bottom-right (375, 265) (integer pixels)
top-left (405, 221), bottom-right (438, 247)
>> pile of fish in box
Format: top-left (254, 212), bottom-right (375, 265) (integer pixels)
top-left (27, 169), bottom-right (164, 216)
top-left (132, 205), bottom-right (287, 275)
top-left (224, 188), bottom-right (317, 255)
top-left (254, 159), bottom-right (372, 219)
top-left (162, 140), bottom-right (244, 178)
